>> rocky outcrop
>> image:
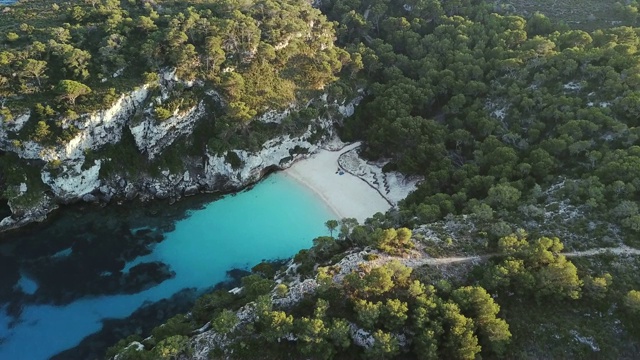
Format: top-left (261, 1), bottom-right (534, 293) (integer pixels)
top-left (256, 108), bottom-right (292, 124)
top-left (205, 123), bottom-right (329, 190)
top-left (337, 94), bottom-right (362, 118)
top-left (130, 101), bottom-right (206, 159)
top-left (0, 73), bottom-right (352, 231)
top-left (0, 83), bottom-right (152, 229)
top-left (0, 193), bottom-right (58, 231)
top-left (5, 86), bottom-right (150, 162)
top-left (337, 146), bottom-right (422, 206)
top-left (41, 161), bottom-right (102, 201)
top-left (127, 69), bottom-right (210, 159)
top-left (156, 248), bottom-right (409, 360)
top-left (5, 111), bottom-right (30, 133)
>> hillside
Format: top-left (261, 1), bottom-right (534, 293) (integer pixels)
top-left (3, 0), bottom-right (640, 358)
top-left (108, 0), bottom-right (640, 358)
top-left (0, 0), bottom-right (356, 229)
top-left (106, 224), bottom-right (640, 359)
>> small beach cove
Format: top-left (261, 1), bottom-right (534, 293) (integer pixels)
top-left (284, 141), bottom-right (421, 223)
top-left (0, 140), bottom-right (414, 359)
top-left (0, 172), bottom-right (338, 359)
top-left (284, 142), bottom-right (391, 222)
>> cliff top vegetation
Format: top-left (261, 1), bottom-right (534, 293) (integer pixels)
top-left (108, 0), bottom-right (640, 357)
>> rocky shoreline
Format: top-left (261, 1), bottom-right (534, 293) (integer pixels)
top-left (0, 127), bottom-right (341, 232)
top-left (0, 70), bottom-right (362, 232)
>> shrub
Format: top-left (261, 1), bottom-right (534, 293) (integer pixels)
top-left (154, 106), bottom-right (172, 121)
top-left (6, 32), bottom-right (19, 42)
top-left (225, 151), bottom-right (243, 170)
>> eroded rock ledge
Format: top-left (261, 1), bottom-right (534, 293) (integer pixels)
top-left (0, 71), bottom-right (363, 232)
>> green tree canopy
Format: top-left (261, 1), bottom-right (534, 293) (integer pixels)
top-left (56, 80), bottom-right (91, 105)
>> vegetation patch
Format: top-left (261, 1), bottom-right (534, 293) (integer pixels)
top-left (224, 151), bottom-right (243, 171)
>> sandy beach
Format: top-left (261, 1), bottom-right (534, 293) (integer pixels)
top-left (283, 142), bottom-right (392, 223)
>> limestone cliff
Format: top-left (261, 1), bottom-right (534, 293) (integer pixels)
top-left (0, 73), bottom-right (361, 231)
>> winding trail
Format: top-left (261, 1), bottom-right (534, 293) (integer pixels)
top-left (563, 245), bottom-right (640, 257)
top-left (401, 245), bottom-right (640, 268)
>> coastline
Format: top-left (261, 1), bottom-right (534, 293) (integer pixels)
top-left (283, 143), bottom-right (392, 223)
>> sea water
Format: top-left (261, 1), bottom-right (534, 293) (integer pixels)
top-left (0, 173), bottom-right (335, 359)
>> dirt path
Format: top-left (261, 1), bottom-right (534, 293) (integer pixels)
top-left (401, 245), bottom-right (640, 268)
top-left (564, 245), bottom-right (640, 257)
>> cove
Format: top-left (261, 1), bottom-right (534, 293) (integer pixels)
top-left (0, 172), bottom-right (335, 359)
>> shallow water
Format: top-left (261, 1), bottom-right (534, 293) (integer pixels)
top-left (0, 172), bottom-right (335, 359)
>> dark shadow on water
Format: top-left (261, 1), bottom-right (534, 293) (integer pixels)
top-left (0, 174), bottom-right (287, 359)
top-left (0, 194), bottom-right (223, 311)
top-left (51, 288), bottom-right (199, 360)
top-left (0, 194), bottom-right (222, 355)
top-left (50, 268), bottom-right (249, 360)
top-left (0, 199), bottom-right (11, 220)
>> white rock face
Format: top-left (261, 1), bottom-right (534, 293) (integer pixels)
top-left (6, 86), bottom-right (150, 161)
top-left (157, 67), bottom-right (201, 92)
top-left (338, 95), bottom-right (363, 117)
top-left (256, 108), bottom-right (291, 124)
top-left (563, 81), bottom-right (582, 91)
top-left (205, 120), bottom-right (330, 188)
top-left (112, 68), bottom-right (125, 78)
top-left (0, 112), bottom-right (30, 143)
top-left (0, 74), bottom-right (366, 231)
top-left (7, 111), bottom-right (30, 132)
top-left (0, 86), bottom-right (151, 221)
top-left (0, 86), bottom-right (161, 233)
top-left (66, 87), bottom-right (149, 159)
top-left (41, 160), bottom-right (101, 199)
top-left (272, 278), bottom-right (318, 308)
top-left (113, 342), bottom-right (144, 360)
top-left (130, 101), bottom-right (206, 159)
top-left (0, 85), bottom-right (150, 214)
top-left (351, 325), bottom-right (375, 348)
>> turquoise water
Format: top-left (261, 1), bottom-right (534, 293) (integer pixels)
top-left (0, 173), bottom-right (335, 359)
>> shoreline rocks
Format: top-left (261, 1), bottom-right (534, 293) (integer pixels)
top-left (0, 78), bottom-right (361, 232)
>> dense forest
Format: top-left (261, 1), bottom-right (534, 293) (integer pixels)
top-left (0, 0), bottom-right (348, 118)
top-left (3, 0), bottom-right (640, 358)
top-left (0, 0), bottom-right (354, 211)
top-left (107, 225), bottom-right (640, 359)
top-left (325, 0), bottom-right (640, 248)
